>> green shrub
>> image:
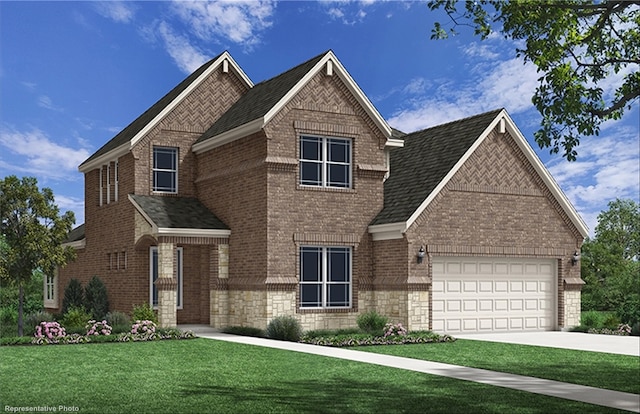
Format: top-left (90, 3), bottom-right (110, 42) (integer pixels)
top-left (616, 295), bottom-right (640, 326)
top-left (631, 322), bottom-right (640, 337)
top-left (84, 276), bottom-right (109, 320)
top-left (62, 279), bottom-right (84, 315)
top-left (131, 303), bottom-right (157, 324)
top-left (223, 326), bottom-right (265, 337)
top-left (601, 313), bottom-right (621, 329)
top-left (24, 311), bottom-right (53, 335)
top-left (265, 316), bottom-right (302, 342)
top-left (0, 306), bottom-right (17, 326)
top-left (580, 310), bottom-right (605, 328)
top-left (357, 311), bottom-right (389, 336)
top-left (106, 311), bottom-right (130, 327)
top-left (60, 307), bottom-right (92, 328)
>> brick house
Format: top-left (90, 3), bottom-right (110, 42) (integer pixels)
top-left (47, 50), bottom-right (588, 334)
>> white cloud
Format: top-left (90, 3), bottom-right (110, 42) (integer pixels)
top-left (157, 21), bottom-right (209, 74)
top-left (170, 0), bottom-right (275, 47)
top-left (322, 0), bottom-right (376, 25)
top-left (94, 1), bottom-right (136, 23)
top-left (387, 56), bottom-right (539, 132)
top-left (37, 95), bottom-right (63, 111)
top-left (54, 194), bottom-right (85, 225)
top-left (0, 127), bottom-right (90, 180)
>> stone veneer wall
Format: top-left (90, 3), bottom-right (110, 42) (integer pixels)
top-left (564, 290), bottom-right (581, 329)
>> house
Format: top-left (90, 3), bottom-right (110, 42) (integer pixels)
top-left (47, 50), bottom-right (588, 334)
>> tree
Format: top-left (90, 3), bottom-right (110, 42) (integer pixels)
top-left (0, 176), bottom-right (75, 336)
top-left (580, 199), bottom-right (639, 324)
top-left (84, 276), bottom-right (109, 320)
top-left (427, 0), bottom-right (639, 161)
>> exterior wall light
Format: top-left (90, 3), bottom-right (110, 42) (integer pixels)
top-left (571, 251), bottom-right (581, 266)
top-left (417, 246), bottom-right (426, 264)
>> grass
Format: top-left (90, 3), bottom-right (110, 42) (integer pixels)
top-left (0, 338), bottom-right (631, 413)
top-left (356, 339), bottom-right (640, 394)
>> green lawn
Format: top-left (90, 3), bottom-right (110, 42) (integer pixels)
top-left (358, 339), bottom-right (640, 394)
top-left (0, 339), bottom-right (632, 414)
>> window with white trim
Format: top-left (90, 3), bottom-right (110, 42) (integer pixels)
top-left (150, 247), bottom-right (183, 309)
top-left (300, 136), bottom-right (351, 188)
top-left (153, 147), bottom-right (178, 193)
top-left (44, 270), bottom-right (57, 307)
top-left (99, 167), bottom-right (103, 206)
top-left (114, 160), bottom-right (119, 202)
top-left (299, 246), bottom-right (352, 308)
top-left (106, 163), bottom-right (111, 204)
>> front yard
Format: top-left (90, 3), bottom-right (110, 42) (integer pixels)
top-left (1, 338), bottom-right (637, 413)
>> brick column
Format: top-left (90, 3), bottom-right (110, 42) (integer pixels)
top-left (156, 242), bottom-right (177, 328)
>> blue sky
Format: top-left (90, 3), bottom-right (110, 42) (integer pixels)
top-left (1, 1), bottom-right (638, 237)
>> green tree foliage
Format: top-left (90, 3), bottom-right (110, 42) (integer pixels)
top-left (427, 0), bottom-right (639, 161)
top-left (84, 276), bottom-right (109, 320)
top-left (0, 176), bottom-right (75, 335)
top-left (581, 199), bottom-right (640, 324)
top-left (61, 278), bottom-right (84, 315)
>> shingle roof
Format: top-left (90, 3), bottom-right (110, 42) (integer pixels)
top-left (79, 53), bottom-right (225, 169)
top-left (371, 109), bottom-right (502, 226)
top-left (194, 51), bottom-right (328, 144)
top-left (64, 223), bottom-right (85, 243)
top-left (129, 195), bottom-right (229, 230)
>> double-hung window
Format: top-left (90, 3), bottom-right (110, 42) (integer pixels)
top-left (153, 147), bottom-right (178, 193)
top-left (299, 246), bottom-right (352, 308)
top-left (300, 136), bottom-right (351, 188)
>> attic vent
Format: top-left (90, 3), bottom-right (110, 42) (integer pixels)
top-left (222, 59), bottom-right (229, 73)
top-left (326, 60), bottom-right (333, 76)
top-left (498, 117), bottom-right (506, 134)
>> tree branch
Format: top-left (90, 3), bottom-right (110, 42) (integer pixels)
top-left (589, 89), bottom-right (640, 117)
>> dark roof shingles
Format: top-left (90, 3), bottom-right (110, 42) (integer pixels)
top-left (371, 109), bottom-right (502, 226)
top-left (195, 51), bottom-right (328, 144)
top-left (130, 195), bottom-right (229, 230)
top-left (80, 53), bottom-right (224, 168)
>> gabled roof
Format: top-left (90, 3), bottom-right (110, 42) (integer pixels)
top-left (192, 50), bottom-right (395, 153)
top-left (129, 195), bottom-right (230, 238)
top-left (369, 109), bottom-right (588, 240)
top-left (79, 52), bottom-right (252, 173)
top-left (62, 223), bottom-right (86, 249)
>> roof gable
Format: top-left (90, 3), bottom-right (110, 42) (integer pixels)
top-left (79, 52), bottom-right (252, 172)
top-left (192, 50), bottom-right (393, 153)
top-left (370, 109), bottom-right (588, 239)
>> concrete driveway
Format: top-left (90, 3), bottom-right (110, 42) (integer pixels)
top-left (455, 331), bottom-right (640, 356)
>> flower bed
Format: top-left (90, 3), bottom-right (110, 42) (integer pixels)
top-left (300, 329), bottom-right (455, 347)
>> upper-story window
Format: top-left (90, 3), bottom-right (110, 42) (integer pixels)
top-left (153, 147), bottom-right (178, 193)
top-left (300, 136), bottom-right (351, 188)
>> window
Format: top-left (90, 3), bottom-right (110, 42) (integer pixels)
top-left (114, 160), bottom-right (119, 202)
top-left (153, 147), bottom-right (178, 193)
top-left (106, 163), bottom-right (111, 204)
top-left (299, 246), bottom-right (351, 308)
top-left (99, 167), bottom-right (103, 206)
top-left (150, 247), bottom-right (182, 309)
top-left (300, 136), bottom-right (351, 188)
top-left (44, 271), bottom-right (56, 307)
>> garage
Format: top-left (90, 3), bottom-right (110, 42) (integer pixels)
top-left (432, 257), bottom-right (556, 334)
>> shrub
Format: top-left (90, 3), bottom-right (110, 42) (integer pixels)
top-left (132, 303), bottom-right (157, 324)
top-left (84, 276), bottom-right (109, 320)
top-left (105, 311), bottom-right (130, 327)
top-left (602, 313), bottom-right (621, 329)
top-left (0, 306), bottom-right (17, 326)
top-left (580, 310), bottom-right (605, 328)
top-left (265, 315), bottom-right (302, 342)
top-left (60, 307), bottom-right (92, 328)
top-left (383, 322), bottom-right (408, 338)
top-left (61, 279), bottom-right (84, 315)
top-left (132, 320), bottom-right (156, 335)
top-left (631, 322), bottom-right (640, 337)
top-left (357, 311), bottom-right (389, 336)
top-left (223, 326), bottom-right (265, 337)
top-left (24, 311), bottom-right (53, 335)
top-left (34, 321), bottom-right (66, 341)
top-left (85, 319), bottom-right (112, 336)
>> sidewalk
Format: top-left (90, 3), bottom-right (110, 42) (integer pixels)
top-left (188, 328), bottom-right (640, 413)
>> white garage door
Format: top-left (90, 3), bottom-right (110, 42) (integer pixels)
top-left (432, 257), bottom-right (556, 334)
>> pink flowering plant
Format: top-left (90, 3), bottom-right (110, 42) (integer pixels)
top-left (33, 321), bottom-right (66, 344)
top-left (132, 320), bottom-right (156, 335)
top-left (86, 320), bottom-right (112, 336)
top-left (383, 322), bottom-right (408, 338)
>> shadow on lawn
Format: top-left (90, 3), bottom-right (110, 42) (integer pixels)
top-left (178, 376), bottom-right (609, 414)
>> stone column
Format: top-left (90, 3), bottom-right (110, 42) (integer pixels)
top-left (156, 242), bottom-right (177, 328)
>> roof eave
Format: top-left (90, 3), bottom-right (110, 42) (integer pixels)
top-left (62, 239), bottom-right (86, 249)
top-left (155, 228), bottom-right (231, 238)
top-left (192, 118), bottom-right (264, 154)
top-left (79, 143), bottom-right (129, 173)
top-left (368, 222), bottom-right (406, 241)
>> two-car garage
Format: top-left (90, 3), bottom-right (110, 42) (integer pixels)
top-left (431, 257), bottom-right (556, 334)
